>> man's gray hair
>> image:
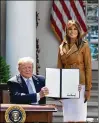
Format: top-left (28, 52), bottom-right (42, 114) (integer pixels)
top-left (18, 57), bottom-right (34, 67)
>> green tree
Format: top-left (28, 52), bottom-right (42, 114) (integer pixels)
top-left (0, 56), bottom-right (11, 83)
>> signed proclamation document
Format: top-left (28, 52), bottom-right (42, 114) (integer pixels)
top-left (46, 68), bottom-right (80, 99)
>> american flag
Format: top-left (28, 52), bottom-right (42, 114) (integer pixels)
top-left (50, 0), bottom-right (87, 42)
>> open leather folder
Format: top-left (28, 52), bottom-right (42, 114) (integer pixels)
top-left (46, 68), bottom-right (80, 99)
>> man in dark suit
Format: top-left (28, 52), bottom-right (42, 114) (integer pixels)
top-left (7, 57), bottom-right (49, 104)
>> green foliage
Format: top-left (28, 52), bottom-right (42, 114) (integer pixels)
top-left (0, 56), bottom-right (11, 83)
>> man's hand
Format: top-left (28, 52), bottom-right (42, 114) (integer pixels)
top-left (84, 90), bottom-right (90, 103)
top-left (39, 87), bottom-right (49, 98)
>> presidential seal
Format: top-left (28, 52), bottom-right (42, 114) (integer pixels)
top-left (5, 105), bottom-right (26, 123)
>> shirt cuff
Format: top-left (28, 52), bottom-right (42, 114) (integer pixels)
top-left (21, 93), bottom-right (26, 96)
top-left (37, 93), bottom-right (40, 101)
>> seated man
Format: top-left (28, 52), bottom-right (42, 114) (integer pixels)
top-left (7, 57), bottom-right (49, 104)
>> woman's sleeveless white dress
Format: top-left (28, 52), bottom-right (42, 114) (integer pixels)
top-left (62, 85), bottom-right (87, 122)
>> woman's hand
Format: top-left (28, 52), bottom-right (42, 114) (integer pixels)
top-left (84, 90), bottom-right (91, 103)
top-left (78, 84), bottom-right (82, 91)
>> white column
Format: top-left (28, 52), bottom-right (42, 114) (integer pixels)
top-left (6, 1), bottom-right (36, 76)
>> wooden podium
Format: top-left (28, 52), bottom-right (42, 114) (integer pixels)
top-left (0, 104), bottom-right (57, 123)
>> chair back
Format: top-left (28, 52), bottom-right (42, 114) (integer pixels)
top-left (2, 90), bottom-right (10, 103)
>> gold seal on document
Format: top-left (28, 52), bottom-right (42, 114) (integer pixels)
top-left (5, 105), bottom-right (26, 123)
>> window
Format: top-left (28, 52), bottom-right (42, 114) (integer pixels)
top-left (84, 0), bottom-right (98, 69)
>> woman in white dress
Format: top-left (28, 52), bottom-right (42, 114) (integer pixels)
top-left (57, 20), bottom-right (92, 123)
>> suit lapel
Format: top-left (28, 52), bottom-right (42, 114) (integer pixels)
top-left (66, 43), bottom-right (78, 58)
top-left (16, 75), bottom-right (29, 93)
top-left (16, 75), bottom-right (41, 93)
top-left (32, 75), bottom-right (40, 92)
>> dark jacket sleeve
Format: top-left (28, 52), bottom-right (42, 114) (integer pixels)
top-left (8, 81), bottom-right (37, 104)
top-left (36, 75), bottom-right (46, 104)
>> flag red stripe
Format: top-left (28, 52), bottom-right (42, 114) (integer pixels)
top-left (50, 15), bottom-right (62, 41)
top-left (70, 0), bottom-right (87, 32)
top-left (79, 0), bottom-right (85, 14)
top-left (53, 2), bottom-right (65, 31)
top-left (60, 0), bottom-right (72, 20)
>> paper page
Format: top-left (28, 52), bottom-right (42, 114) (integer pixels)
top-left (45, 68), bottom-right (60, 98)
top-left (62, 69), bottom-right (79, 98)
